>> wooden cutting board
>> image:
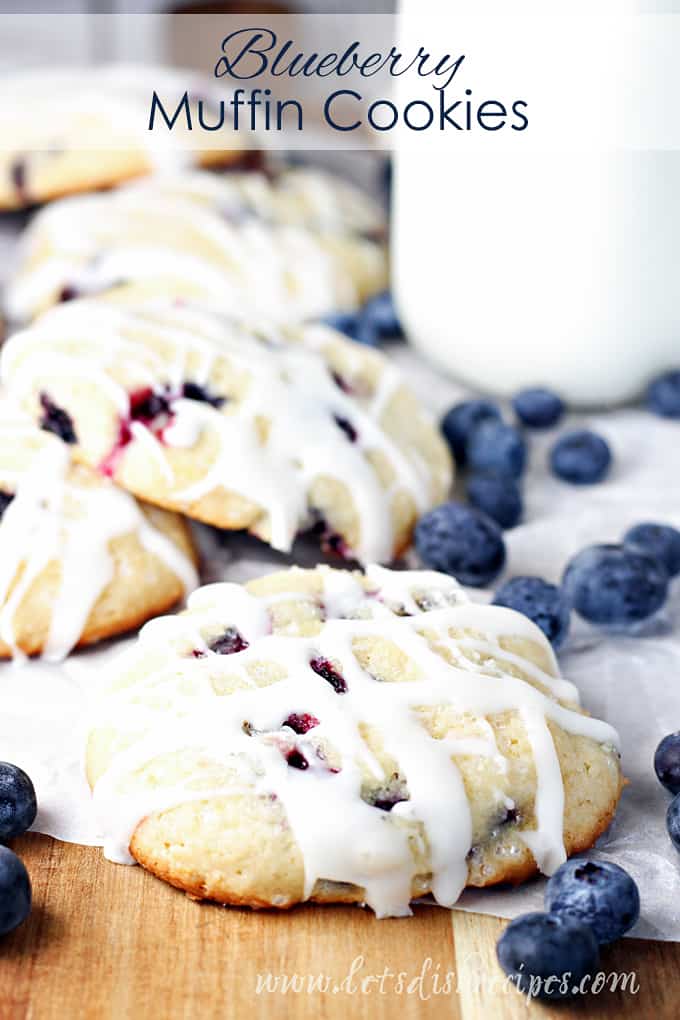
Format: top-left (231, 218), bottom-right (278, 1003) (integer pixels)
top-left (0, 833), bottom-right (678, 1020)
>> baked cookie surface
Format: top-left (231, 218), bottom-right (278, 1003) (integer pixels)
top-left (1, 301), bottom-right (451, 563)
top-left (87, 565), bottom-right (622, 917)
top-left (0, 412), bottom-right (198, 660)
top-left (0, 66), bottom-right (249, 211)
top-left (5, 166), bottom-right (387, 323)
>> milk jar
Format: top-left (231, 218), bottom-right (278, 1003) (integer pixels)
top-left (392, 1), bottom-right (680, 406)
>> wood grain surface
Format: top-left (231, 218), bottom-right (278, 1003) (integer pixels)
top-left (1, 833), bottom-right (678, 1020)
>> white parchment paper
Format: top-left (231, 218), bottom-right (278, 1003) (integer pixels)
top-left (1, 214), bottom-right (680, 939)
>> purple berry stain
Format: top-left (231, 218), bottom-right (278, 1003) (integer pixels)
top-left (209, 627), bottom-right (249, 655)
top-left (283, 713), bottom-right (320, 735)
top-left (310, 657), bottom-right (347, 694)
top-left (39, 393), bottom-right (77, 444)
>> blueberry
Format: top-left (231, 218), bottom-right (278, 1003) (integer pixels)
top-left (361, 291), bottom-right (402, 339)
top-left (496, 912), bottom-right (599, 999)
top-left (667, 793), bottom-right (680, 853)
top-left (647, 370), bottom-right (680, 418)
top-left (440, 400), bottom-right (501, 467)
top-left (493, 577), bottom-right (570, 649)
top-left (0, 763), bottom-right (37, 841)
top-left (0, 846), bottom-right (31, 937)
top-left (550, 430), bottom-right (611, 485)
top-left (624, 522), bottom-right (680, 579)
top-left (467, 421), bottom-right (528, 479)
top-left (654, 732), bottom-right (680, 794)
top-left (0, 491), bottom-right (14, 519)
top-left (512, 388), bottom-right (565, 429)
top-left (545, 860), bottom-right (640, 944)
top-left (562, 544), bottom-right (668, 625)
top-left (466, 473), bottom-right (523, 529)
top-left (39, 393), bottom-right (77, 445)
top-left (322, 311), bottom-right (378, 347)
top-left (415, 501), bottom-right (506, 587)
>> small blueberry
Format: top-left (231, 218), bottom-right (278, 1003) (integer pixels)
top-left (322, 311), bottom-right (378, 347)
top-left (466, 473), bottom-right (523, 530)
top-left (441, 400), bottom-right (501, 467)
top-left (496, 912), bottom-right (599, 999)
top-left (654, 732), bottom-right (680, 795)
top-left (467, 421), bottom-right (528, 479)
top-left (545, 859), bottom-right (640, 944)
top-left (512, 388), bottom-right (565, 429)
top-left (562, 544), bottom-right (668, 625)
top-left (0, 763), bottom-right (37, 841)
top-left (624, 522), bottom-right (680, 579)
top-left (666, 793), bottom-right (680, 853)
top-left (493, 576), bottom-right (570, 649)
top-left (550, 430), bottom-right (612, 485)
top-left (647, 370), bottom-right (680, 418)
top-left (361, 291), bottom-right (402, 339)
top-left (415, 501), bottom-right (506, 587)
top-left (0, 846), bottom-right (31, 937)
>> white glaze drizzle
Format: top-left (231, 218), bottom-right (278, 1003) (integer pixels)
top-left (6, 169), bottom-right (386, 324)
top-left (2, 302), bottom-right (440, 563)
top-left (0, 419), bottom-right (198, 662)
top-left (90, 567), bottom-right (620, 918)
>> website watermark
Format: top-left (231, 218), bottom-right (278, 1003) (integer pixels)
top-left (255, 954), bottom-right (640, 1002)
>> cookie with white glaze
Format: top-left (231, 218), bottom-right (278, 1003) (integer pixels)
top-left (0, 67), bottom-right (251, 212)
top-left (1, 301), bottom-right (451, 563)
top-left (86, 565), bottom-right (622, 917)
top-left (0, 414), bottom-right (198, 660)
top-left (5, 167), bottom-right (387, 324)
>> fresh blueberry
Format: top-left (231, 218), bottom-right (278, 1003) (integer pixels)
top-left (512, 388), bottom-right (565, 429)
top-left (624, 522), bottom-right (680, 579)
top-left (440, 400), bottom-right (502, 467)
top-left (467, 421), bottom-right (528, 479)
top-left (0, 491), bottom-right (14, 519)
top-left (466, 473), bottom-right (523, 529)
top-left (493, 577), bottom-right (570, 649)
top-left (0, 846), bottom-right (31, 937)
top-left (550, 430), bottom-right (611, 485)
top-left (666, 793), bottom-right (680, 853)
top-left (0, 763), bottom-right (37, 841)
top-left (545, 859), bottom-right (640, 944)
top-left (415, 501), bottom-right (506, 587)
top-left (322, 311), bottom-right (378, 347)
top-left (39, 393), bottom-right (77, 445)
top-left (496, 912), bottom-right (599, 999)
top-left (361, 291), bottom-right (402, 339)
top-left (647, 370), bottom-right (680, 418)
top-left (562, 544), bottom-right (668, 625)
top-left (654, 732), bottom-right (680, 795)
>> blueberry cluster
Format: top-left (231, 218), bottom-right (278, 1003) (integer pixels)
top-left (497, 859), bottom-right (640, 1000)
top-left (322, 291), bottom-right (403, 348)
top-left (653, 733), bottom-right (680, 859)
top-left (0, 762), bottom-right (36, 938)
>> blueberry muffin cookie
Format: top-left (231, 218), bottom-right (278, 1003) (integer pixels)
top-left (0, 411), bottom-right (198, 660)
top-left (1, 301), bottom-right (451, 563)
top-left (5, 167), bottom-right (387, 324)
top-left (86, 565), bottom-right (622, 917)
top-left (0, 66), bottom-right (251, 211)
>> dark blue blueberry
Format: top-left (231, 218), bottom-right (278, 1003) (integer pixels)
top-left (562, 544), bottom-right (668, 625)
top-left (39, 393), bottom-right (77, 445)
top-left (654, 732), bottom-right (680, 794)
top-left (624, 522), bottom-right (680, 579)
top-left (361, 291), bottom-right (402, 340)
top-left (182, 381), bottom-right (225, 409)
top-left (415, 501), bottom-right (506, 587)
top-left (0, 763), bottom-right (37, 842)
top-left (310, 657), bottom-right (347, 694)
top-left (467, 421), bottom-right (528, 479)
top-left (322, 311), bottom-right (378, 347)
top-left (512, 387), bottom-right (565, 429)
top-left (0, 846), bottom-right (31, 937)
top-left (545, 860), bottom-right (640, 944)
top-left (441, 400), bottom-right (501, 467)
top-left (667, 793), bottom-right (680, 853)
top-left (496, 912), bottom-right (598, 1000)
top-left (466, 473), bottom-right (523, 529)
top-left (334, 415), bottom-right (358, 443)
top-left (0, 491), bottom-right (14, 518)
top-left (647, 370), bottom-right (680, 418)
top-left (208, 628), bottom-right (249, 655)
top-left (550, 430), bottom-right (612, 485)
top-left (493, 576), bottom-right (570, 650)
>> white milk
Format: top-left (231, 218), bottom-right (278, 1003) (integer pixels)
top-left (393, 2), bottom-right (680, 407)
